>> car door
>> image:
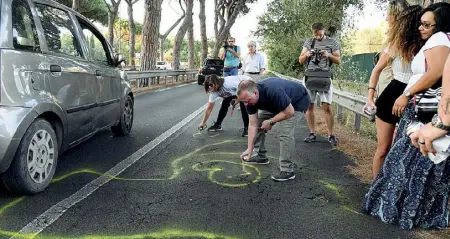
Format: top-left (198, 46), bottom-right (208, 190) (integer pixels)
top-left (75, 16), bottom-right (121, 130)
top-left (34, 3), bottom-right (99, 146)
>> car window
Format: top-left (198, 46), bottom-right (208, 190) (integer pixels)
top-left (206, 60), bottom-right (222, 66)
top-left (12, 0), bottom-right (40, 52)
top-left (35, 4), bottom-right (82, 58)
top-left (78, 18), bottom-right (109, 64)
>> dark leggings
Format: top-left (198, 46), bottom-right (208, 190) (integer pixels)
top-left (216, 96), bottom-right (249, 129)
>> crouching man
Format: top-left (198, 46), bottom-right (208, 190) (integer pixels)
top-left (237, 78), bottom-right (310, 181)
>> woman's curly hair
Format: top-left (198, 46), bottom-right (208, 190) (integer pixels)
top-left (203, 74), bottom-right (224, 93)
top-left (387, 5), bottom-right (424, 63)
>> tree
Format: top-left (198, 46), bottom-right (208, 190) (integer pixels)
top-left (255, 0), bottom-right (363, 75)
top-left (187, 10), bottom-right (195, 68)
top-left (172, 0), bottom-right (194, 70)
top-left (55, 0), bottom-right (108, 24)
top-left (125, 0), bottom-right (139, 66)
top-left (103, 0), bottom-right (122, 44)
top-left (198, 0), bottom-right (208, 63)
top-left (211, 0), bottom-right (258, 57)
top-left (159, 0), bottom-right (185, 61)
top-left (140, 0), bottom-right (163, 74)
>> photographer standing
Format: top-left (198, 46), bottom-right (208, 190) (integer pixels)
top-left (221, 37), bottom-right (241, 76)
top-left (298, 23), bottom-right (341, 146)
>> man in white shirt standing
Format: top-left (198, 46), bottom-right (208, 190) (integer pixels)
top-left (243, 40), bottom-right (266, 80)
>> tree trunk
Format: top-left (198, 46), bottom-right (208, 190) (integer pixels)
top-left (173, 0), bottom-right (194, 70)
top-left (126, 1), bottom-right (136, 66)
top-left (140, 0), bottom-right (163, 72)
top-left (72, 0), bottom-right (79, 11)
top-left (199, 0), bottom-right (208, 62)
top-left (187, 20), bottom-right (195, 68)
top-left (108, 12), bottom-right (115, 45)
top-left (212, 0), bottom-right (244, 57)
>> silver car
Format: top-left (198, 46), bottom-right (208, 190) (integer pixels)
top-left (0, 0), bottom-right (134, 194)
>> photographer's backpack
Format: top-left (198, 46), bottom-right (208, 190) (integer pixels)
top-left (304, 38), bottom-right (333, 92)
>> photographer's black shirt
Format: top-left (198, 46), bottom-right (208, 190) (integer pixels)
top-left (246, 78), bottom-right (310, 115)
top-left (303, 37), bottom-right (340, 71)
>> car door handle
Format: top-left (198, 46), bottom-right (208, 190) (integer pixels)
top-left (95, 70), bottom-right (102, 77)
top-left (50, 65), bottom-right (62, 73)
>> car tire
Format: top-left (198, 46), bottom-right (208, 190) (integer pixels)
top-left (1, 119), bottom-right (58, 195)
top-left (197, 75), bottom-right (205, 85)
top-left (112, 95), bottom-right (134, 136)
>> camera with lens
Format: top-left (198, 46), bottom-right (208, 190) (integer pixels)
top-left (310, 48), bottom-right (321, 65)
top-left (223, 41), bottom-right (230, 50)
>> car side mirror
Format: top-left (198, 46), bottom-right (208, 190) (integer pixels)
top-left (114, 54), bottom-right (126, 66)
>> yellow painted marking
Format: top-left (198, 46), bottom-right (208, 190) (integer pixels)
top-left (0, 197), bottom-right (25, 216)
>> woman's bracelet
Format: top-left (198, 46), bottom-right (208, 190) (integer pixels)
top-left (368, 87), bottom-right (376, 91)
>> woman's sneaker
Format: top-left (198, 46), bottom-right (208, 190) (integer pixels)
top-left (304, 133), bottom-right (316, 143)
top-left (328, 135), bottom-right (338, 146)
top-left (241, 128), bottom-right (248, 137)
top-left (271, 171), bottom-right (295, 181)
top-left (207, 122), bottom-right (222, 132)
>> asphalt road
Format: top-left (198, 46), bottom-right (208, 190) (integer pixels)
top-left (0, 82), bottom-right (415, 239)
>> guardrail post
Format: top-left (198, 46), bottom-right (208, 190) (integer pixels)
top-left (337, 105), bottom-right (343, 122)
top-left (354, 114), bottom-right (361, 132)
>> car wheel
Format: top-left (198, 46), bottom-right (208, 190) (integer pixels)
top-left (112, 95), bottom-right (134, 136)
top-left (1, 119), bottom-right (58, 195)
top-left (197, 75), bottom-right (204, 85)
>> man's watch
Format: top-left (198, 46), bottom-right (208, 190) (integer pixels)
top-left (269, 119), bottom-right (275, 126)
top-left (403, 90), bottom-right (412, 99)
top-left (432, 114), bottom-right (450, 131)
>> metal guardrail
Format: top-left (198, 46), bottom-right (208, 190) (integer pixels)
top-left (125, 69), bottom-right (199, 88)
top-left (270, 71), bottom-right (369, 131)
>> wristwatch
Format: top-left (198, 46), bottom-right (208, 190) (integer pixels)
top-left (403, 90), bottom-right (412, 99)
top-left (431, 114), bottom-right (450, 131)
top-left (269, 119), bottom-right (276, 126)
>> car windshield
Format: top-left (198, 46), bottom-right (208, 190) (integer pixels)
top-left (156, 62), bottom-right (165, 65)
top-left (206, 60), bottom-right (222, 66)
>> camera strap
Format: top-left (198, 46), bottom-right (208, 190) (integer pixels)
top-left (306, 37), bottom-right (332, 69)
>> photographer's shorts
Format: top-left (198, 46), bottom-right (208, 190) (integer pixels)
top-left (375, 79), bottom-right (407, 125)
top-left (303, 78), bottom-right (333, 104)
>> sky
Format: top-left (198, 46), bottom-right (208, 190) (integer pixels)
top-left (115, 0), bottom-right (386, 56)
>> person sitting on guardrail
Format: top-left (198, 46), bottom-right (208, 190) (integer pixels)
top-left (362, 2), bottom-right (450, 230)
top-left (364, 4), bottom-right (423, 180)
top-left (298, 22), bottom-right (341, 147)
top-left (199, 74), bottom-right (252, 137)
top-left (237, 78), bottom-right (310, 181)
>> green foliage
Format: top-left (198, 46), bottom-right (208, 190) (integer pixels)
top-left (332, 57), bottom-right (369, 95)
top-left (256, 0), bottom-right (363, 76)
top-left (55, 0), bottom-right (108, 25)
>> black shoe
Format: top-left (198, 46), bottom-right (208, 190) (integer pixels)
top-left (271, 171), bottom-right (295, 181)
top-left (328, 135), bottom-right (338, 147)
top-left (241, 128), bottom-right (248, 137)
top-left (207, 122), bottom-right (222, 132)
top-left (304, 133), bottom-right (316, 143)
top-left (243, 155), bottom-right (269, 165)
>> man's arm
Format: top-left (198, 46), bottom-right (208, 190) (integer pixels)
top-left (259, 54), bottom-right (266, 74)
top-left (227, 47), bottom-right (240, 58)
top-left (220, 49), bottom-right (225, 60)
top-left (298, 47), bottom-right (310, 64)
top-left (246, 113), bottom-right (259, 155)
top-left (271, 104), bottom-right (295, 123)
top-left (327, 49), bottom-right (341, 65)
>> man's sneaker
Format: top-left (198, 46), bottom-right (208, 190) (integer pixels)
top-left (241, 128), bottom-right (248, 137)
top-left (243, 155), bottom-right (269, 165)
top-left (271, 171), bottom-right (295, 181)
top-left (328, 135), bottom-right (338, 147)
top-left (304, 133), bottom-right (316, 143)
top-left (207, 123), bottom-right (222, 132)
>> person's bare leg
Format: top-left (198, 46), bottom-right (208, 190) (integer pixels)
top-left (372, 117), bottom-right (396, 179)
top-left (306, 104), bottom-right (315, 133)
top-left (322, 103), bottom-right (333, 136)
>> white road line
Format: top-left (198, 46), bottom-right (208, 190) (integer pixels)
top-left (11, 103), bottom-right (208, 239)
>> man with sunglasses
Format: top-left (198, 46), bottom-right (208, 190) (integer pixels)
top-left (220, 37), bottom-right (241, 76)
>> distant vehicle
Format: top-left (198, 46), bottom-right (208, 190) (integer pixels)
top-left (0, 0), bottom-right (134, 194)
top-left (197, 58), bottom-right (224, 85)
top-left (156, 61), bottom-right (170, 70)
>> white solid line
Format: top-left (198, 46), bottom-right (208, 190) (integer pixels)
top-left (11, 103), bottom-right (208, 239)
